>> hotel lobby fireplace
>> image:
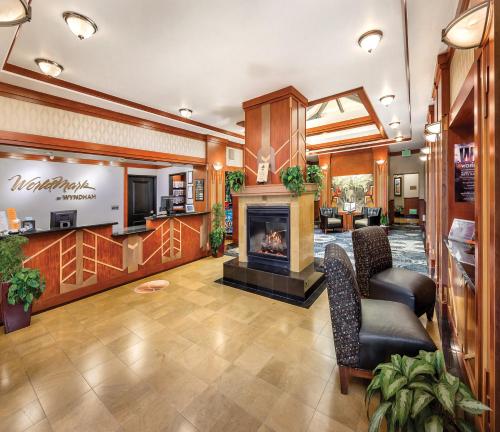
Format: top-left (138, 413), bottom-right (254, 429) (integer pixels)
top-left (247, 206), bottom-right (290, 269)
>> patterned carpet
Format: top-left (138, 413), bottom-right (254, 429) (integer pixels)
top-left (226, 227), bottom-right (428, 275)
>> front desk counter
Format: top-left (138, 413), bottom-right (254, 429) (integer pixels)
top-left (15, 212), bottom-right (210, 313)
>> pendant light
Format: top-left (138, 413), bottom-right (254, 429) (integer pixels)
top-left (442, 1), bottom-right (490, 49)
top-left (63, 12), bottom-right (98, 40)
top-left (0, 0), bottom-right (31, 27)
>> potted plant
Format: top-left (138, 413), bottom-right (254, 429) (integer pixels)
top-left (380, 213), bottom-right (390, 235)
top-left (209, 203), bottom-right (226, 257)
top-left (0, 235), bottom-right (46, 333)
top-left (306, 165), bottom-right (324, 200)
top-left (226, 170), bottom-right (245, 193)
top-left (366, 350), bottom-right (489, 432)
top-left (280, 166), bottom-right (305, 196)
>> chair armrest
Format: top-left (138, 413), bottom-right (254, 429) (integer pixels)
top-left (320, 214), bottom-right (328, 229)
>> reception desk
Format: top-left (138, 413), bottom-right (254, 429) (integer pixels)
top-left (18, 212), bottom-right (210, 313)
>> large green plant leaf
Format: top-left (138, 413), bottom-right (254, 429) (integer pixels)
top-left (434, 351), bottom-right (446, 376)
top-left (365, 373), bottom-right (382, 407)
top-left (408, 360), bottom-right (436, 382)
top-left (457, 382), bottom-right (475, 400)
top-left (411, 389), bottom-right (434, 419)
top-left (408, 381), bottom-right (434, 394)
top-left (441, 372), bottom-right (460, 394)
top-left (368, 402), bottom-right (392, 432)
top-left (391, 354), bottom-right (403, 373)
top-left (433, 383), bottom-right (456, 417)
top-left (457, 398), bottom-right (490, 414)
top-left (424, 415), bottom-right (443, 432)
top-left (394, 389), bottom-right (412, 426)
top-left (402, 356), bottom-right (417, 378)
top-left (382, 375), bottom-right (408, 400)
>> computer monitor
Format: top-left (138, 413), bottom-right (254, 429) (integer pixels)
top-left (343, 202), bottom-right (356, 212)
top-left (50, 210), bottom-right (77, 229)
top-left (160, 196), bottom-right (174, 214)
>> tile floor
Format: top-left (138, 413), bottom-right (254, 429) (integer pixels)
top-left (0, 256), bottom-right (439, 432)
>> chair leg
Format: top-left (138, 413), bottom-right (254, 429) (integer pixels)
top-left (426, 303), bottom-right (435, 321)
top-left (339, 365), bottom-right (350, 395)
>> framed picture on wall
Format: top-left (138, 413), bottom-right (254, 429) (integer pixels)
top-left (195, 179), bottom-right (204, 201)
top-left (394, 176), bottom-right (402, 196)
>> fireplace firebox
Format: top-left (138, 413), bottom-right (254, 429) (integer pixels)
top-left (247, 206), bottom-right (290, 270)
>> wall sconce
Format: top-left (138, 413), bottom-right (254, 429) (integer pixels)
top-left (213, 162), bottom-right (223, 171)
top-left (419, 155), bottom-right (428, 162)
top-left (425, 121), bottom-right (441, 135)
top-left (425, 133), bottom-right (438, 143)
top-left (421, 147), bottom-right (431, 155)
top-left (442, 1), bottom-right (490, 49)
top-left (375, 159), bottom-right (386, 165)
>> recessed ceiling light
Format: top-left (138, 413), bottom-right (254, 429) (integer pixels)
top-left (358, 30), bottom-right (383, 53)
top-left (389, 121), bottom-right (400, 129)
top-left (63, 12), bottom-right (98, 40)
top-left (425, 121), bottom-right (441, 135)
top-left (421, 147), bottom-right (431, 155)
top-left (179, 108), bottom-right (192, 119)
top-left (395, 135), bottom-right (404, 142)
top-left (35, 58), bottom-right (64, 77)
top-left (442, 1), bottom-right (489, 49)
top-left (379, 95), bottom-right (395, 107)
top-left (0, 0), bottom-right (30, 27)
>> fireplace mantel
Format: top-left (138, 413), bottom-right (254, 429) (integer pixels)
top-left (232, 183), bottom-right (317, 198)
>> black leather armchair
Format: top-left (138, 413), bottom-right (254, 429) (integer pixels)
top-left (324, 242), bottom-right (436, 394)
top-left (319, 207), bottom-right (343, 233)
top-left (353, 207), bottom-right (381, 229)
top-left (352, 226), bottom-right (437, 320)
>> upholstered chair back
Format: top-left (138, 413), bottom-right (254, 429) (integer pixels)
top-left (352, 226), bottom-right (393, 296)
top-left (324, 243), bottom-right (361, 368)
top-left (361, 207), bottom-right (381, 217)
top-left (320, 207), bottom-right (333, 218)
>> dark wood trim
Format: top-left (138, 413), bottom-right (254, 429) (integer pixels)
top-left (0, 82), bottom-right (208, 142)
top-left (310, 137), bottom-right (411, 155)
top-left (358, 88), bottom-right (388, 139)
top-left (242, 86), bottom-right (308, 109)
top-left (0, 130), bottom-right (206, 165)
top-left (338, 365), bottom-right (373, 394)
top-left (449, 62), bottom-right (475, 127)
top-left (307, 133), bottom-right (384, 150)
top-left (306, 116), bottom-right (374, 136)
top-left (2, 64), bottom-right (244, 140)
top-left (307, 87), bottom-right (365, 107)
top-left (0, 151), bottom-right (168, 169)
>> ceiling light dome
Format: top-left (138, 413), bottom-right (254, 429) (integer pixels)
top-left (179, 108), bottom-right (192, 119)
top-left (425, 121), bottom-right (441, 135)
top-left (35, 58), bottom-right (64, 77)
top-left (395, 135), bottom-right (404, 142)
top-left (0, 0), bottom-right (30, 27)
top-left (358, 30), bottom-right (383, 53)
top-left (63, 12), bottom-right (98, 40)
top-left (442, 1), bottom-right (490, 49)
top-left (379, 95), bottom-right (395, 107)
top-left (389, 121), bottom-right (400, 129)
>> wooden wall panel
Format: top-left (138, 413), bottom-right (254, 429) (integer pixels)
top-left (331, 149), bottom-right (373, 177)
top-left (244, 107), bottom-right (261, 185)
top-left (271, 99), bottom-right (291, 183)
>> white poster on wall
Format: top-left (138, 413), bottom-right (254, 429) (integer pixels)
top-left (0, 159), bottom-right (124, 230)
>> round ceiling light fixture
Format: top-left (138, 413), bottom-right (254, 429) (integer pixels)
top-left (395, 135), bottom-right (404, 142)
top-left (0, 0), bottom-right (31, 27)
top-left (389, 121), bottom-right (400, 129)
top-left (35, 58), bottom-right (64, 77)
top-left (421, 147), bottom-right (431, 155)
top-left (63, 12), bottom-right (98, 40)
top-left (425, 121), bottom-right (441, 135)
top-left (442, 1), bottom-right (490, 49)
top-left (358, 30), bottom-right (383, 53)
top-left (379, 94), bottom-right (395, 107)
top-left (179, 108), bottom-right (193, 119)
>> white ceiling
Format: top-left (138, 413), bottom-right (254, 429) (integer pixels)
top-left (0, 0), bottom-right (458, 151)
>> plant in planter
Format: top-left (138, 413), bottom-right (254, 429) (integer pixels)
top-left (380, 213), bottom-right (389, 226)
top-left (209, 203), bottom-right (226, 257)
top-left (306, 165), bottom-right (324, 200)
top-left (226, 170), bottom-right (245, 193)
top-left (280, 166), bottom-right (305, 196)
top-left (0, 235), bottom-right (46, 333)
top-left (366, 350), bottom-right (489, 432)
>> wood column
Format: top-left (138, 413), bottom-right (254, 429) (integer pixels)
top-left (242, 86), bottom-right (308, 185)
top-left (318, 154), bottom-right (331, 207)
top-left (372, 147), bottom-right (389, 214)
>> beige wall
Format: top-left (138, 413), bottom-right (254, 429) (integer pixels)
top-left (389, 154), bottom-right (426, 202)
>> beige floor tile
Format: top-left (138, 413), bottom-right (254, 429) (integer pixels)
top-left (307, 411), bottom-right (355, 432)
top-left (49, 390), bottom-right (120, 432)
top-left (264, 393), bottom-right (315, 432)
top-left (25, 419), bottom-right (53, 432)
top-left (234, 343), bottom-right (274, 376)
